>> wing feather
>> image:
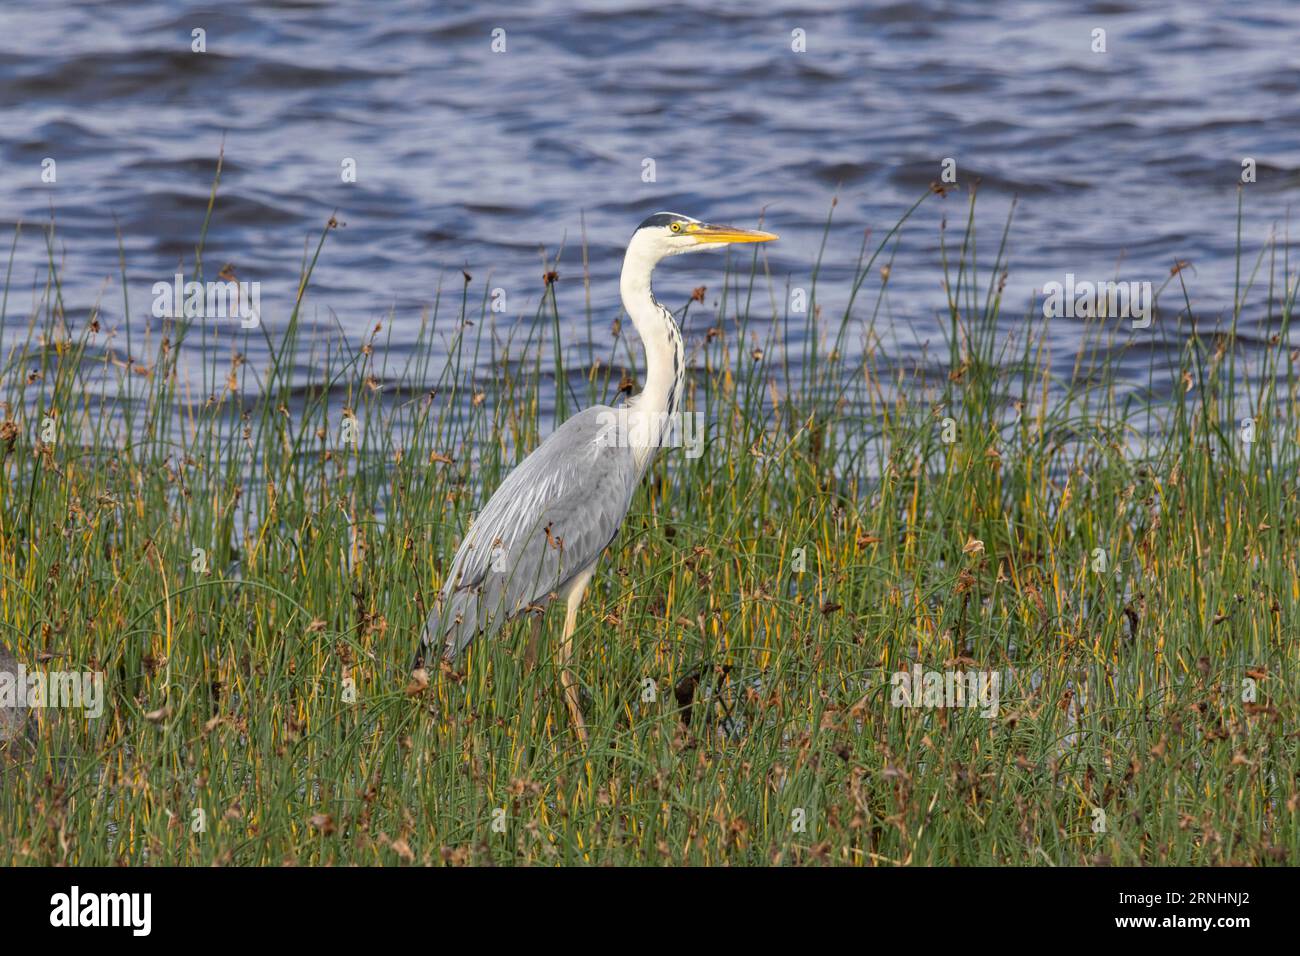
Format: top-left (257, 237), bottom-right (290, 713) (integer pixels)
top-left (422, 405), bottom-right (641, 659)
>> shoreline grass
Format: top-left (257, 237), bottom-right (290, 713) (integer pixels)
top-left (0, 181), bottom-right (1297, 865)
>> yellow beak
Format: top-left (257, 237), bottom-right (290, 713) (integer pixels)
top-left (688, 222), bottom-right (779, 244)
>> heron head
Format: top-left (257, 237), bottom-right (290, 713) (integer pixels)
top-left (630, 212), bottom-right (778, 261)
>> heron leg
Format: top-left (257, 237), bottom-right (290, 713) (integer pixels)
top-left (523, 611), bottom-right (545, 671)
top-left (558, 566), bottom-right (596, 745)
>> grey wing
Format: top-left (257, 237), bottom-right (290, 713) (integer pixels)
top-left (422, 405), bottom-right (642, 660)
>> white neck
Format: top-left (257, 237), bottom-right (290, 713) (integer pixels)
top-left (619, 238), bottom-right (684, 462)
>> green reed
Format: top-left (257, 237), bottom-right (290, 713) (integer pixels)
top-left (0, 179), bottom-right (1296, 865)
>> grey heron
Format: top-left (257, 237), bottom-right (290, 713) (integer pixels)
top-left (417, 212), bottom-right (777, 744)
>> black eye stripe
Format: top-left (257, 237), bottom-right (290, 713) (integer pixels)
top-left (637, 212), bottom-right (690, 231)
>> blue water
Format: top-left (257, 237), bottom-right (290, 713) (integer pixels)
top-left (2, 0), bottom-right (1298, 411)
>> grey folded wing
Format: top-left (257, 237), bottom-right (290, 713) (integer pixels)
top-left (422, 405), bottom-right (642, 660)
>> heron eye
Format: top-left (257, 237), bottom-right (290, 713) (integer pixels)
top-left (670, 222), bottom-right (681, 233)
